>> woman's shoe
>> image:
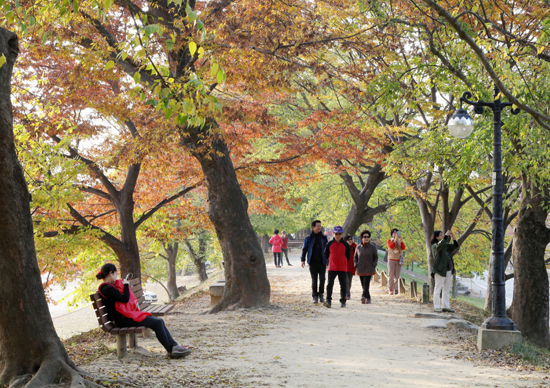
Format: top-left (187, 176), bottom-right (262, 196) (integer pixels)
top-left (442, 308), bottom-right (455, 313)
top-left (170, 345), bottom-right (192, 359)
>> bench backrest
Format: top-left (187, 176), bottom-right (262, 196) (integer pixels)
top-left (129, 278), bottom-right (150, 310)
top-left (90, 292), bottom-right (115, 332)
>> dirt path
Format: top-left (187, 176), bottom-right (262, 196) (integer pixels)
top-left (80, 253), bottom-right (548, 387)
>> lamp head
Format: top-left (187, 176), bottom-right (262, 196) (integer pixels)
top-left (448, 108), bottom-right (474, 138)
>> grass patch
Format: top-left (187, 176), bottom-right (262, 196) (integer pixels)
top-left (509, 341), bottom-right (550, 369)
top-left (450, 297), bottom-right (490, 326)
top-left (455, 294), bottom-right (486, 310)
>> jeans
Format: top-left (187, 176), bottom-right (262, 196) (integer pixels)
top-left (273, 252), bottom-right (282, 266)
top-left (308, 261), bottom-right (326, 297)
top-left (326, 271), bottom-right (347, 304)
top-left (281, 248), bottom-right (291, 265)
top-left (116, 316), bottom-right (178, 353)
top-left (346, 273), bottom-right (354, 299)
top-left (360, 275), bottom-right (373, 299)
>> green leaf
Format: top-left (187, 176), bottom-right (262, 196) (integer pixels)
top-left (0, 54), bottom-right (6, 69)
top-left (105, 60), bottom-right (114, 70)
top-left (189, 41), bottom-right (197, 56)
top-left (134, 72), bottom-right (141, 83)
top-left (210, 62), bottom-right (219, 78)
top-left (217, 69), bottom-right (224, 84)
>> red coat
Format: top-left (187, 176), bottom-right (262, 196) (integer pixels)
top-left (98, 280), bottom-right (151, 322)
top-left (325, 240), bottom-right (351, 272)
top-left (281, 236), bottom-right (289, 249)
top-left (269, 234), bottom-right (283, 252)
top-left (347, 242), bottom-right (357, 274)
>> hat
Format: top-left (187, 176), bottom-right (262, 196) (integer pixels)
top-left (333, 226), bottom-right (344, 234)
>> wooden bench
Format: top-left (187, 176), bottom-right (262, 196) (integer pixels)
top-left (129, 278), bottom-right (174, 316)
top-left (90, 292), bottom-right (146, 359)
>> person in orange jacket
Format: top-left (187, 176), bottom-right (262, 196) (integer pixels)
top-left (387, 228), bottom-right (406, 295)
top-left (323, 226), bottom-right (350, 308)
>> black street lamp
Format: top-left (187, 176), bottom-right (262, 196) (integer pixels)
top-left (448, 84), bottom-right (519, 331)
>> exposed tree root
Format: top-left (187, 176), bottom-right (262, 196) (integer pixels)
top-left (5, 359), bottom-right (127, 388)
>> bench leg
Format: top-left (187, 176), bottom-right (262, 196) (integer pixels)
top-left (128, 333), bottom-right (137, 348)
top-left (117, 334), bottom-right (127, 359)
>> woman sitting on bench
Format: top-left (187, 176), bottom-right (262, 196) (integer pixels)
top-left (96, 263), bottom-right (191, 358)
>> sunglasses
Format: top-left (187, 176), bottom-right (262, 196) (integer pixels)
top-left (362, 236), bottom-right (370, 238)
top-left (335, 233), bottom-right (342, 235)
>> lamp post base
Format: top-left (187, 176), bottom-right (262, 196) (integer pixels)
top-left (477, 328), bottom-right (522, 351)
top-left (481, 315), bottom-right (517, 331)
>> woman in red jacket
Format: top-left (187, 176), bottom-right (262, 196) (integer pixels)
top-left (323, 226), bottom-right (351, 308)
top-left (269, 229), bottom-right (283, 268)
top-left (387, 228), bottom-right (406, 295)
top-left (345, 235), bottom-right (357, 300)
top-left (97, 263), bottom-right (191, 358)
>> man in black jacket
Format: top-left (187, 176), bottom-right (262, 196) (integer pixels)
top-left (301, 220), bottom-right (328, 304)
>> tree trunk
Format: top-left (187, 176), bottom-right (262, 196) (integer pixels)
top-left (508, 181), bottom-right (550, 347)
top-left (414, 195), bottom-right (436, 292)
top-left (196, 237), bottom-right (209, 282)
top-left (183, 126), bottom-right (270, 312)
top-left (116, 191), bottom-right (142, 280)
top-left (261, 234), bottom-right (270, 254)
top-left (0, 28), bottom-right (91, 388)
top-left (163, 242), bottom-right (179, 300)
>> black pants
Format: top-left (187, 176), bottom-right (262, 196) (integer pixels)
top-left (360, 275), bottom-right (373, 299)
top-left (309, 261), bottom-right (326, 297)
top-left (281, 248), bottom-right (291, 265)
top-left (273, 252), bottom-right (282, 266)
top-left (326, 271), bottom-right (347, 304)
top-left (346, 273), bottom-right (354, 299)
top-left (116, 316), bottom-right (178, 353)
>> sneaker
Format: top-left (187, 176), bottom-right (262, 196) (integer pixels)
top-left (366, 298), bottom-right (371, 304)
top-left (361, 297), bottom-right (366, 304)
top-left (170, 345), bottom-right (192, 359)
top-left (323, 302), bottom-right (331, 308)
top-left (313, 296), bottom-right (319, 304)
top-left (319, 295), bottom-right (325, 303)
top-left (388, 289), bottom-right (393, 295)
top-left (287, 263), bottom-right (293, 266)
top-left (434, 308), bottom-right (443, 313)
top-left (345, 296), bottom-right (350, 300)
top-left (340, 303), bottom-right (346, 308)
top-left (442, 308), bottom-right (455, 313)
top-left (394, 290), bottom-right (399, 295)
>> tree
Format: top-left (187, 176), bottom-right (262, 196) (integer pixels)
top-left (0, 27), bottom-right (97, 388)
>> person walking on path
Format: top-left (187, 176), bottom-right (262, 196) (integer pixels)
top-left (387, 228), bottom-right (406, 295)
top-left (269, 229), bottom-right (283, 268)
top-left (354, 230), bottom-right (378, 304)
top-left (324, 226), bottom-right (351, 308)
top-left (301, 220), bottom-right (328, 304)
top-left (281, 231), bottom-right (292, 266)
top-left (431, 230), bottom-right (460, 313)
top-left (96, 263), bottom-right (191, 358)
top-left (345, 235), bottom-right (357, 300)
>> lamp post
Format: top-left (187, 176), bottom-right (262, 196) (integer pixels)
top-left (448, 84), bottom-right (519, 331)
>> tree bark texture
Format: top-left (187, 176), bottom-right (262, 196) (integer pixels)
top-left (508, 180), bottom-right (550, 347)
top-left (0, 28), bottom-right (92, 388)
top-left (163, 242), bottom-right (180, 300)
top-left (182, 126), bottom-right (270, 312)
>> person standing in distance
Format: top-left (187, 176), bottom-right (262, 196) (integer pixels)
top-left (431, 230), bottom-right (460, 313)
top-left (387, 228), bottom-right (406, 295)
top-left (269, 229), bottom-right (283, 268)
top-left (301, 220), bottom-right (328, 304)
top-left (323, 226), bottom-right (351, 308)
top-left (354, 230), bottom-right (378, 304)
top-left (345, 235), bottom-right (357, 300)
top-left (281, 231), bottom-right (292, 266)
